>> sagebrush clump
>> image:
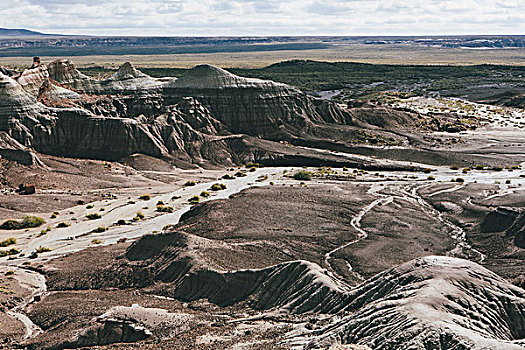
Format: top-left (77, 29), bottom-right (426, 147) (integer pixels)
top-left (0, 216), bottom-right (45, 230)
top-left (293, 170), bottom-right (313, 181)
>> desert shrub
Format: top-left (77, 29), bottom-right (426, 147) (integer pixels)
top-left (0, 220), bottom-right (21, 230)
top-left (136, 211), bottom-right (145, 219)
top-left (0, 248), bottom-right (20, 257)
top-left (38, 227), bottom-right (51, 236)
top-left (200, 191), bottom-right (210, 198)
top-left (249, 167), bottom-right (257, 172)
top-left (91, 239), bottom-right (102, 244)
top-left (492, 166), bottom-right (503, 171)
top-left (210, 183), bottom-right (226, 191)
top-left (245, 162), bottom-right (261, 168)
top-left (116, 219), bottom-right (126, 225)
top-left (256, 175), bottom-right (269, 182)
top-left (188, 196), bottom-right (200, 204)
top-left (139, 194), bottom-right (151, 200)
top-left (222, 174), bottom-right (235, 180)
top-left (156, 205), bottom-right (174, 213)
top-left (506, 179), bottom-right (511, 184)
top-left (455, 178), bottom-right (465, 183)
top-left (423, 168), bottom-right (433, 174)
top-left (450, 165), bottom-right (459, 170)
top-left (86, 205), bottom-right (94, 209)
top-left (50, 213), bottom-right (57, 219)
top-left (22, 216), bottom-right (45, 228)
top-left (475, 165), bottom-right (484, 170)
top-left (235, 171), bottom-right (247, 177)
top-left (35, 246), bottom-right (51, 253)
top-left (156, 200), bottom-right (165, 206)
top-left (94, 226), bottom-right (107, 233)
top-left (1, 216), bottom-right (45, 230)
top-left (293, 170), bottom-right (312, 181)
top-left (427, 176), bottom-right (436, 180)
top-left (99, 208), bottom-right (105, 211)
top-left (184, 181), bottom-right (196, 186)
top-left (0, 238), bottom-right (16, 247)
top-left (56, 222), bottom-right (70, 228)
top-left (86, 213), bottom-right (101, 220)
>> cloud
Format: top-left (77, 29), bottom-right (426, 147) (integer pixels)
top-left (1, 0), bottom-right (523, 35)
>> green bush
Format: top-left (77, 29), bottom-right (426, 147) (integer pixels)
top-left (139, 194), bottom-right (151, 200)
top-left (94, 226), bottom-right (107, 233)
top-left (22, 216), bottom-right (45, 228)
top-left (188, 196), bottom-right (200, 204)
top-left (56, 222), bottom-right (70, 228)
top-left (136, 211), bottom-right (145, 219)
top-left (200, 191), bottom-right (210, 198)
top-left (0, 248), bottom-right (20, 257)
top-left (38, 227), bottom-right (51, 237)
top-left (0, 237), bottom-right (16, 247)
top-left (86, 205), bottom-right (94, 209)
top-left (86, 213), bottom-right (102, 220)
top-left (116, 219), bottom-right (126, 225)
top-left (35, 246), bottom-right (51, 253)
top-left (91, 239), bottom-right (102, 245)
top-left (210, 183), bottom-right (226, 191)
top-left (0, 216), bottom-right (45, 230)
top-left (156, 200), bottom-right (165, 206)
top-left (156, 205), bottom-right (174, 213)
top-left (184, 181), bottom-right (196, 186)
top-left (0, 220), bottom-right (21, 230)
top-left (222, 174), bottom-right (235, 180)
top-left (293, 170), bottom-right (313, 181)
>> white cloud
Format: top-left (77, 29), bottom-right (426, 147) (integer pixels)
top-left (1, 0), bottom-right (523, 35)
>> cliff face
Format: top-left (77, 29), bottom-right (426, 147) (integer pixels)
top-left (1, 60), bottom-right (355, 166)
top-left (48, 59), bottom-right (162, 95)
top-left (164, 64), bottom-right (353, 136)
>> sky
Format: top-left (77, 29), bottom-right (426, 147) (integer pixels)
top-left (2, 0), bottom-right (524, 36)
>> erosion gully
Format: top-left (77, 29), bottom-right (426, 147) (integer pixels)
top-left (3, 158), bottom-right (524, 339)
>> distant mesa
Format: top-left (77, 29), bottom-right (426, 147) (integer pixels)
top-left (0, 28), bottom-right (55, 38)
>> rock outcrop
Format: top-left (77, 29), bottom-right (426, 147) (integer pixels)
top-left (48, 59), bottom-right (162, 94)
top-left (0, 60), bottom-right (359, 167)
top-left (46, 229), bottom-right (525, 349)
top-left (164, 64), bottom-right (353, 136)
top-left (303, 256), bottom-right (525, 350)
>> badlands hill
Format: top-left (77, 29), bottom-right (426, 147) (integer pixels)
top-left (35, 230), bottom-right (525, 350)
top-left (0, 59), bottom-right (512, 169)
